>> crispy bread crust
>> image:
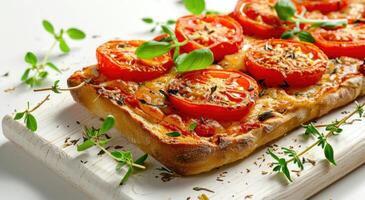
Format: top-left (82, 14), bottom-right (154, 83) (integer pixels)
top-left (68, 67), bottom-right (365, 175)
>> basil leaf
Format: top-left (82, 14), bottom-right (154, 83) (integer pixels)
top-left (281, 29), bottom-right (298, 39)
top-left (42, 20), bottom-right (55, 34)
top-left (142, 17), bottom-right (154, 24)
top-left (324, 143), bottom-right (336, 165)
top-left (135, 41), bottom-right (172, 59)
top-left (275, 0), bottom-right (296, 21)
top-left (46, 62), bottom-right (61, 73)
top-left (166, 131), bottom-right (181, 137)
top-left (59, 38), bottom-right (70, 53)
top-left (183, 0), bottom-right (206, 15)
top-left (313, 20), bottom-right (347, 29)
top-left (99, 115), bottom-right (115, 135)
top-left (77, 139), bottom-right (95, 151)
top-left (161, 25), bottom-right (176, 39)
top-left (298, 31), bottom-right (315, 43)
top-left (25, 113), bottom-right (37, 132)
top-left (66, 28), bottom-right (86, 40)
top-left (25, 52), bottom-right (38, 66)
top-left (14, 112), bottom-right (25, 120)
top-left (175, 49), bottom-right (213, 72)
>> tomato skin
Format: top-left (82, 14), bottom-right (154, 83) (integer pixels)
top-left (175, 15), bottom-right (244, 61)
top-left (167, 69), bottom-right (258, 121)
top-left (312, 24), bottom-right (365, 59)
top-left (96, 40), bottom-right (174, 82)
top-left (245, 39), bottom-right (328, 88)
top-left (301, 0), bottom-right (348, 14)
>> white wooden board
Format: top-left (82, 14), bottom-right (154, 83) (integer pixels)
top-left (2, 93), bottom-right (365, 200)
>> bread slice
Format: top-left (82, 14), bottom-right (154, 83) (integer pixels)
top-left (68, 57), bottom-right (365, 175)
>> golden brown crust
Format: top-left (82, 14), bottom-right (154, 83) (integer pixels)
top-left (68, 66), bottom-right (365, 175)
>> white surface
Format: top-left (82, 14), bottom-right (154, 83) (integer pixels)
top-left (0, 0), bottom-right (364, 199)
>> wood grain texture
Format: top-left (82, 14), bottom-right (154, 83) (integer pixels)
top-left (2, 94), bottom-right (365, 200)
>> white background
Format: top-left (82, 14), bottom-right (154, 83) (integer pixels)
top-left (0, 0), bottom-right (364, 199)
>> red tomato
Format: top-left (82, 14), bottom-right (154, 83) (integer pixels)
top-left (299, 0), bottom-right (348, 14)
top-left (245, 39), bottom-right (328, 87)
top-left (312, 24), bottom-right (365, 59)
top-left (167, 69), bottom-right (258, 121)
top-left (96, 40), bottom-right (173, 82)
top-left (175, 15), bottom-right (244, 61)
top-left (231, 0), bottom-right (295, 38)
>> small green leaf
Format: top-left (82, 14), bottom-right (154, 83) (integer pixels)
top-left (183, 0), bottom-right (206, 15)
top-left (99, 115), bottom-right (115, 135)
top-left (59, 38), bottom-right (70, 53)
top-left (188, 121), bottom-right (197, 132)
top-left (51, 80), bottom-right (61, 93)
top-left (312, 20), bottom-right (347, 29)
top-left (166, 19), bottom-right (176, 25)
top-left (205, 10), bottom-right (221, 15)
top-left (281, 30), bottom-right (296, 39)
top-left (175, 48), bottom-right (214, 72)
top-left (142, 17), bottom-right (154, 24)
top-left (98, 139), bottom-right (111, 146)
top-left (42, 20), bottom-right (55, 34)
top-left (38, 71), bottom-right (48, 79)
top-left (84, 127), bottom-right (96, 138)
top-left (66, 28), bottom-right (86, 40)
top-left (298, 31), bottom-right (315, 43)
top-left (273, 165), bottom-right (281, 172)
top-left (134, 154), bottom-right (148, 165)
top-left (25, 52), bottom-right (38, 66)
top-left (77, 140), bottom-right (95, 151)
top-left (274, 0), bottom-right (296, 21)
top-left (267, 148), bottom-right (280, 161)
top-left (324, 143), bottom-right (336, 165)
top-left (161, 25), bottom-right (176, 39)
top-left (135, 41), bottom-right (172, 59)
top-left (46, 62), bottom-right (61, 73)
top-left (280, 158), bottom-right (292, 182)
top-left (14, 112), bottom-right (25, 120)
top-left (302, 123), bottom-right (320, 137)
top-left (166, 131), bottom-right (181, 137)
top-left (120, 166), bottom-right (133, 185)
top-left (355, 101), bottom-right (364, 118)
top-left (25, 113), bottom-right (37, 132)
top-left (21, 68), bottom-right (31, 81)
top-left (325, 122), bottom-right (342, 135)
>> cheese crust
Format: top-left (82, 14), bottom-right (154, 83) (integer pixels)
top-left (68, 55), bottom-right (365, 175)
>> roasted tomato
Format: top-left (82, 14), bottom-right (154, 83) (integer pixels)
top-left (96, 40), bottom-right (173, 82)
top-left (175, 15), bottom-right (244, 61)
top-left (298, 0), bottom-right (348, 14)
top-left (245, 39), bottom-right (328, 87)
top-left (166, 69), bottom-right (258, 121)
top-left (312, 24), bottom-right (365, 59)
top-left (231, 0), bottom-right (295, 38)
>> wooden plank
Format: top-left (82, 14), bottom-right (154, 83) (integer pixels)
top-left (2, 94), bottom-right (365, 200)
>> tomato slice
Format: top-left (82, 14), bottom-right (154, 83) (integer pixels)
top-left (96, 40), bottom-right (173, 82)
top-left (312, 24), bottom-right (365, 59)
top-left (299, 0), bottom-right (348, 14)
top-left (175, 15), bottom-right (244, 61)
top-left (167, 69), bottom-right (258, 121)
top-left (231, 0), bottom-right (296, 39)
top-left (245, 39), bottom-right (328, 87)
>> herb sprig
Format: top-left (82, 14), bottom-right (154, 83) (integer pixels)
top-left (136, 25), bottom-right (214, 72)
top-left (142, 17), bottom-right (176, 33)
top-left (275, 0), bottom-right (347, 42)
top-left (14, 94), bottom-right (50, 132)
top-left (77, 115), bottom-right (148, 185)
top-left (22, 20), bottom-right (85, 87)
top-left (267, 102), bottom-right (364, 181)
top-left (33, 80), bottom-right (86, 93)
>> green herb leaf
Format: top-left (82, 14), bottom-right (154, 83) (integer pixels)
top-left (274, 0), bottom-right (296, 21)
top-left (120, 166), bottom-right (133, 185)
top-left (325, 121), bottom-right (342, 135)
top-left (188, 121), bottom-right (197, 132)
top-left (166, 19), bottom-right (176, 25)
top-left (66, 28), bottom-right (86, 40)
top-left (77, 139), bottom-right (95, 151)
top-left (135, 41), bottom-right (172, 59)
top-left (39, 71), bottom-right (48, 79)
top-left (161, 25), bottom-right (176, 39)
top-left (166, 131), bottom-right (181, 137)
top-left (51, 80), bottom-right (61, 93)
top-left (134, 154), bottom-right (148, 165)
top-left (59, 38), bottom-right (70, 53)
top-left (355, 101), bottom-right (364, 118)
top-left (21, 68), bottom-right (31, 81)
top-left (25, 52), bottom-right (38, 66)
top-left (298, 31), bottom-right (315, 43)
top-left (312, 20), bottom-right (347, 29)
top-left (183, 0), bottom-right (206, 15)
top-left (282, 147), bottom-right (303, 170)
top-left (302, 123), bottom-right (320, 137)
top-left (142, 17), bottom-right (154, 24)
top-left (267, 148), bottom-right (280, 161)
top-left (14, 112), bottom-right (25, 120)
top-left (42, 20), bottom-right (55, 34)
top-left (279, 158), bottom-right (292, 182)
top-left (205, 10), bottom-right (221, 15)
top-left (46, 62), bottom-right (61, 73)
top-left (324, 143), bottom-right (336, 165)
top-left (99, 115), bottom-right (115, 135)
top-left (25, 113), bottom-right (37, 132)
top-left (175, 49), bottom-right (213, 72)
top-left (281, 29), bottom-right (297, 39)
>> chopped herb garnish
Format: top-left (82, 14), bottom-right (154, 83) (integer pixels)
top-left (166, 131), bottom-right (181, 137)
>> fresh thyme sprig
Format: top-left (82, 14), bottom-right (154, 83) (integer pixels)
top-left (13, 94), bottom-right (50, 132)
top-left (21, 20), bottom-right (85, 87)
top-left (267, 101), bottom-right (365, 182)
top-left (77, 115), bottom-right (148, 185)
top-left (142, 17), bottom-right (176, 33)
top-left (136, 25), bottom-right (214, 72)
top-left (33, 80), bottom-right (86, 93)
top-left (275, 0), bottom-right (348, 42)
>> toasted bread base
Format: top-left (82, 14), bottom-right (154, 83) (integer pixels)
top-left (68, 67), bottom-right (365, 175)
